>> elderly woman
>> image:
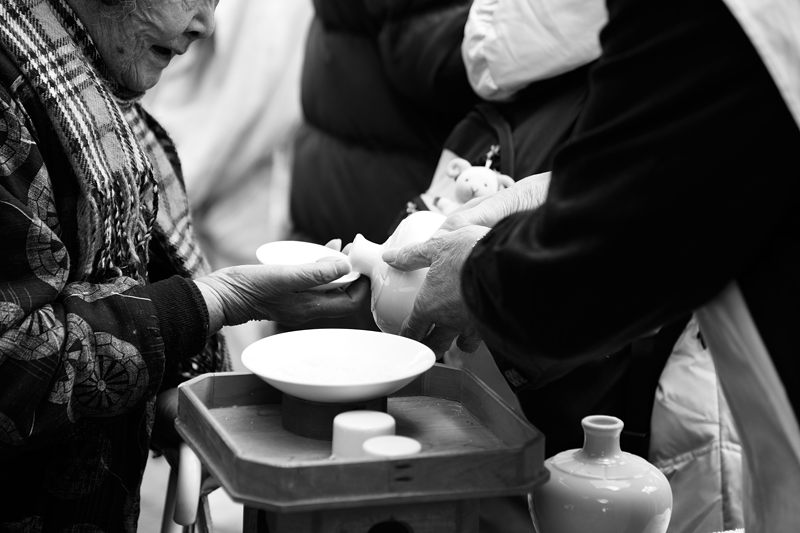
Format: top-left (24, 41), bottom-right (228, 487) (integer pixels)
top-left (0, 0), bottom-right (366, 530)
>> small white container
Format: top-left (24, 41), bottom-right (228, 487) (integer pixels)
top-left (362, 435), bottom-right (422, 458)
top-left (331, 410), bottom-right (396, 459)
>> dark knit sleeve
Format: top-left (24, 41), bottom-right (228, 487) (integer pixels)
top-left (147, 275), bottom-right (209, 363)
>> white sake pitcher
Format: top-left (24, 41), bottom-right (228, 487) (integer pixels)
top-left (348, 211), bottom-right (446, 334)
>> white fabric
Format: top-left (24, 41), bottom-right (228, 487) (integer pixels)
top-left (462, 0), bottom-right (606, 101)
top-left (649, 317), bottom-right (743, 533)
top-left (143, 0), bottom-right (314, 361)
top-left (143, 0), bottom-right (312, 262)
top-left (722, 0), bottom-right (800, 131)
top-left (461, 0), bottom-right (800, 124)
top-left (696, 283), bottom-right (800, 533)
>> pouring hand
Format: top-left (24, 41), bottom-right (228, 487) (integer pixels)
top-left (382, 224), bottom-right (490, 355)
top-left (442, 171), bottom-right (551, 231)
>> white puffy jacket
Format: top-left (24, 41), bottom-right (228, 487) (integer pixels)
top-left (461, 0), bottom-right (606, 101)
top-left (649, 318), bottom-right (743, 533)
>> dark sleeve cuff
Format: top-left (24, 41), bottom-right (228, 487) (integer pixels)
top-left (148, 275), bottom-right (209, 361)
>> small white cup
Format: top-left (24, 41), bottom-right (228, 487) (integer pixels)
top-left (331, 410), bottom-right (396, 459)
top-left (362, 435), bottom-right (422, 458)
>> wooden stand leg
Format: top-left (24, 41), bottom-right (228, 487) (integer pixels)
top-left (161, 461), bottom-right (182, 533)
top-left (244, 507), bottom-right (267, 532)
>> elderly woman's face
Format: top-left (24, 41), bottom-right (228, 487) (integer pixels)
top-left (70, 0), bottom-right (217, 95)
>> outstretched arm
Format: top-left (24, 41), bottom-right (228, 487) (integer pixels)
top-left (461, 0), bottom-right (800, 387)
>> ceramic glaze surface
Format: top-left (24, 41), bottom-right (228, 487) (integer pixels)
top-left (530, 415), bottom-right (672, 533)
top-left (332, 410), bottom-right (396, 459)
top-left (348, 211), bottom-right (446, 334)
top-left (255, 240), bottom-right (360, 291)
top-left (241, 328), bottom-right (435, 402)
top-left (362, 435), bottom-right (422, 458)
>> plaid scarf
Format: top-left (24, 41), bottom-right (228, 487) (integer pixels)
top-left (0, 0), bottom-right (160, 281)
top-left (0, 0), bottom-right (226, 375)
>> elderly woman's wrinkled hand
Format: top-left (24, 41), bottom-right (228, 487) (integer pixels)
top-left (381, 224), bottom-right (491, 356)
top-left (194, 262), bottom-right (369, 334)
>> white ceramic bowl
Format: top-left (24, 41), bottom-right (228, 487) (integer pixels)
top-left (255, 240), bottom-right (360, 291)
top-left (241, 329), bottom-right (436, 403)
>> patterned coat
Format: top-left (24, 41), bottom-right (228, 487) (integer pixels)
top-left (0, 0), bottom-right (226, 530)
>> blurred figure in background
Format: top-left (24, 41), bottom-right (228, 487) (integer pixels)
top-left (287, 0), bottom-right (480, 331)
top-left (144, 0), bottom-right (314, 360)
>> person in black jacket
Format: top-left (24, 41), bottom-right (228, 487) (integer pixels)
top-left (286, 0), bottom-right (479, 331)
top-left (382, 0), bottom-right (800, 528)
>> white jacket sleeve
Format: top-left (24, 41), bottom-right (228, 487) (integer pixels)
top-left (462, 0), bottom-right (607, 101)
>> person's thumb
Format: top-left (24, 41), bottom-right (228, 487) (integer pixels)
top-left (296, 259), bottom-right (352, 288)
top-left (242, 261), bottom-right (351, 292)
top-left (382, 242), bottom-right (433, 271)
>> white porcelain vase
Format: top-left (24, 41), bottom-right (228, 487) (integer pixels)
top-left (529, 415), bottom-right (672, 533)
top-left (348, 211), bottom-right (446, 334)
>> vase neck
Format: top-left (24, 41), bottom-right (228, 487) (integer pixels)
top-left (581, 415), bottom-right (623, 458)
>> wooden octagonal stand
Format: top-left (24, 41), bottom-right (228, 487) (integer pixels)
top-left (176, 365), bottom-right (547, 533)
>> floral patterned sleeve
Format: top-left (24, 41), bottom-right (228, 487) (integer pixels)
top-left (0, 84), bottom-right (200, 448)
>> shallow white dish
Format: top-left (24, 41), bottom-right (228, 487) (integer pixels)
top-left (255, 240), bottom-right (360, 291)
top-left (241, 329), bottom-right (436, 403)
